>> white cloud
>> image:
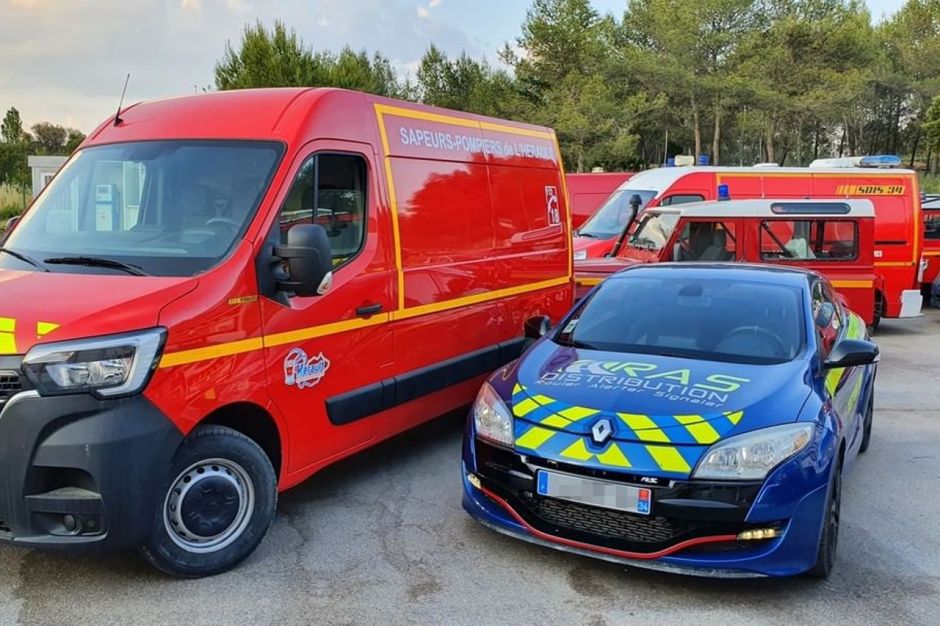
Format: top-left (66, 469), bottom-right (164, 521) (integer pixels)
top-left (429, 0), bottom-right (442, 7)
top-left (417, 5), bottom-right (430, 18)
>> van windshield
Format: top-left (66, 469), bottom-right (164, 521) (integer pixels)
top-left (578, 189), bottom-right (656, 239)
top-left (1, 140), bottom-right (282, 277)
top-left (626, 212), bottom-right (680, 252)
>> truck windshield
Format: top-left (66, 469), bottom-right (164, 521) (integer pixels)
top-left (1, 140), bottom-right (282, 277)
top-left (560, 274), bottom-right (806, 365)
top-left (626, 212), bottom-right (680, 252)
top-left (578, 189), bottom-right (656, 239)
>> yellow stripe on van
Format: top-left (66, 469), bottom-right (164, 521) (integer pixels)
top-left (831, 279), bottom-right (874, 288)
top-left (576, 277), bottom-right (603, 287)
top-left (0, 317), bottom-right (16, 354)
top-left (159, 337), bottom-right (265, 368)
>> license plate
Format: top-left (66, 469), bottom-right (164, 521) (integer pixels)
top-left (536, 470), bottom-right (651, 515)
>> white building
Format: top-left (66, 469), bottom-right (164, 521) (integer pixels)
top-left (27, 155), bottom-right (67, 198)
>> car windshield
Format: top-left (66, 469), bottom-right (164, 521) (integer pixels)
top-left (559, 273), bottom-right (806, 365)
top-left (626, 212), bottom-right (680, 252)
top-left (578, 189), bottom-right (656, 239)
top-left (1, 140), bottom-right (282, 277)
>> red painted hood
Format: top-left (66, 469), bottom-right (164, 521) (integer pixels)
top-left (0, 269), bottom-right (197, 356)
top-left (575, 257), bottom-right (640, 277)
top-left (572, 235), bottom-right (615, 257)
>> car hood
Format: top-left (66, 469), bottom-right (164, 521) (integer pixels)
top-left (0, 269), bottom-right (197, 356)
top-left (501, 339), bottom-right (811, 479)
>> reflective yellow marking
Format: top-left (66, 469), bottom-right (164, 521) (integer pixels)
top-left (557, 406), bottom-right (599, 422)
top-left (227, 295), bottom-right (258, 306)
top-left (36, 322), bottom-right (59, 336)
top-left (560, 438), bottom-right (594, 461)
top-left (680, 420), bottom-right (721, 445)
top-left (825, 369), bottom-right (843, 396)
top-left (576, 277), bottom-right (603, 287)
top-left (512, 398), bottom-right (541, 418)
top-left (646, 445), bottom-right (691, 473)
top-left (618, 413), bottom-right (670, 443)
top-left (830, 280), bottom-right (874, 289)
top-left (540, 415), bottom-right (571, 429)
top-left (159, 337), bottom-right (265, 368)
top-left (515, 426), bottom-right (556, 450)
top-left (513, 383), bottom-right (523, 395)
top-left (673, 414), bottom-right (705, 425)
top-left (596, 443), bottom-right (631, 468)
top-left (724, 410), bottom-right (744, 425)
top-left (264, 314), bottom-right (388, 349)
top-left (0, 317), bottom-right (16, 354)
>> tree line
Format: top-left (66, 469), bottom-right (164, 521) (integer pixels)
top-left (215, 0), bottom-right (940, 173)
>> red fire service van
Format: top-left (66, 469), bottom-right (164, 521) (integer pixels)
top-left (0, 88), bottom-right (573, 577)
top-left (573, 162), bottom-right (923, 323)
top-left (575, 199), bottom-right (882, 325)
top-left (565, 171), bottom-right (632, 229)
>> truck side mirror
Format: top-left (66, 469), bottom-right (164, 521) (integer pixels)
top-left (823, 339), bottom-right (879, 369)
top-left (524, 315), bottom-right (551, 340)
top-left (274, 224), bottom-right (333, 297)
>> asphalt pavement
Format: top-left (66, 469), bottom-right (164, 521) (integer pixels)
top-left (1, 310), bottom-right (938, 625)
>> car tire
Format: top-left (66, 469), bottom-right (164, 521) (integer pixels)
top-left (807, 458), bottom-right (842, 579)
top-left (140, 425), bottom-right (277, 578)
top-left (859, 392), bottom-right (874, 453)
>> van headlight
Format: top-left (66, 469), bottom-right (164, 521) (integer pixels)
top-left (23, 328), bottom-right (166, 398)
top-left (692, 423), bottom-right (814, 481)
top-left (473, 383), bottom-right (514, 447)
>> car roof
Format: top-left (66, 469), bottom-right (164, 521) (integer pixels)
top-left (607, 262), bottom-right (818, 289)
top-left (645, 198), bottom-right (875, 218)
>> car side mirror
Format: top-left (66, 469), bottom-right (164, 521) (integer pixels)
top-left (823, 339), bottom-right (880, 369)
top-left (274, 223), bottom-right (333, 297)
top-left (524, 315), bottom-right (551, 340)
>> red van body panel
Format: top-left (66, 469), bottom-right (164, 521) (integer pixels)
top-left (566, 172), bottom-right (632, 228)
top-left (923, 203), bottom-right (940, 285)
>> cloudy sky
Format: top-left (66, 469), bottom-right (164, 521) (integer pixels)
top-left (0, 0), bottom-right (907, 132)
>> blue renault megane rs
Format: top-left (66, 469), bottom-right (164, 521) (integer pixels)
top-left (462, 264), bottom-right (878, 578)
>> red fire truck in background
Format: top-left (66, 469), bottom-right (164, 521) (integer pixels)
top-left (573, 158), bottom-right (924, 323)
top-left (565, 171), bottom-right (632, 228)
top-left (921, 194), bottom-right (940, 287)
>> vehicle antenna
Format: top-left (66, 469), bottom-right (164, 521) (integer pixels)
top-left (113, 73), bottom-right (131, 126)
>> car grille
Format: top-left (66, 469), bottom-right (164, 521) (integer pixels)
top-left (0, 370), bottom-right (23, 403)
top-left (526, 494), bottom-right (677, 544)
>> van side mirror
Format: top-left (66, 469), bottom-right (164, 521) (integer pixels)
top-left (524, 315), bottom-right (551, 340)
top-left (629, 194), bottom-right (642, 209)
top-left (1, 216), bottom-right (19, 243)
top-left (823, 339), bottom-right (879, 369)
top-left (274, 224), bottom-right (333, 297)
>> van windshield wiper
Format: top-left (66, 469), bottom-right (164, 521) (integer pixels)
top-left (44, 256), bottom-right (149, 276)
top-left (577, 232), bottom-right (598, 238)
top-left (0, 247), bottom-right (49, 272)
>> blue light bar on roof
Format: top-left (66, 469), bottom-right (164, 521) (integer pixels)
top-left (859, 155), bottom-right (901, 168)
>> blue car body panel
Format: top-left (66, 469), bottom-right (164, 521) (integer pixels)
top-left (462, 265), bottom-right (877, 577)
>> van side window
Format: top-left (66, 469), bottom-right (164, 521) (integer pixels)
top-left (673, 221), bottom-right (736, 261)
top-left (659, 194), bottom-right (704, 206)
top-left (925, 209), bottom-right (940, 239)
top-left (278, 153), bottom-right (367, 267)
top-left (760, 220), bottom-right (857, 261)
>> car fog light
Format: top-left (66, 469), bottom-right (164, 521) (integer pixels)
top-left (467, 474), bottom-right (482, 489)
top-left (738, 528), bottom-right (780, 541)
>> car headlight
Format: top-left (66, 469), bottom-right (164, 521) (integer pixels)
top-left (692, 423), bottom-right (814, 481)
top-left (573, 249), bottom-right (587, 260)
top-left (22, 328), bottom-right (166, 398)
top-left (473, 382), bottom-right (513, 447)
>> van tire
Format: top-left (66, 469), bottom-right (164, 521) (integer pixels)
top-left (869, 292), bottom-right (884, 333)
top-left (140, 425), bottom-right (277, 578)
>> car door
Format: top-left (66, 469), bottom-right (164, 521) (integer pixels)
top-left (812, 280), bottom-right (865, 450)
top-left (259, 143), bottom-right (395, 474)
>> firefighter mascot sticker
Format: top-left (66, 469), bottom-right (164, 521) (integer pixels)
top-left (284, 348), bottom-right (330, 389)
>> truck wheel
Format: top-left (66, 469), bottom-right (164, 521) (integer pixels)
top-left (869, 293), bottom-right (883, 333)
top-left (140, 425), bottom-right (277, 578)
top-left (806, 458), bottom-right (842, 579)
top-left (859, 392), bottom-right (874, 453)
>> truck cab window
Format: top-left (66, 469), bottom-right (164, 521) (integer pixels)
top-left (760, 220), bottom-right (858, 261)
top-left (673, 221), bottom-right (736, 261)
top-left (279, 153), bottom-right (367, 267)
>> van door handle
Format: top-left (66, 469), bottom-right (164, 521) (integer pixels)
top-left (356, 303), bottom-right (383, 317)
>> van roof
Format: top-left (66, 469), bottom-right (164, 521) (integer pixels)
top-left (618, 165), bottom-right (916, 194)
top-left (647, 198), bottom-right (875, 218)
top-left (85, 88), bottom-right (555, 146)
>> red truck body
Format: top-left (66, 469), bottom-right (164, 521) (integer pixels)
top-left (565, 172), bottom-right (632, 229)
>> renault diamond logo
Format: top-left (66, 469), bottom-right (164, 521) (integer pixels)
top-left (591, 418), bottom-right (613, 445)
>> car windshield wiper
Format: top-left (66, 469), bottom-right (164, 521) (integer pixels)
top-left (0, 247), bottom-right (49, 272)
top-left (556, 337), bottom-right (598, 350)
top-left (629, 237), bottom-right (658, 250)
top-left (43, 256), bottom-right (150, 276)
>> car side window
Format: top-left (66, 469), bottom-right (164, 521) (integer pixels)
top-left (812, 281), bottom-right (839, 356)
top-left (672, 221), bottom-right (736, 261)
top-left (277, 153), bottom-right (367, 268)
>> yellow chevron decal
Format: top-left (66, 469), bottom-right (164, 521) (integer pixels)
top-left (675, 415), bottom-right (721, 444)
top-left (596, 443), bottom-right (631, 468)
top-left (646, 445), bottom-right (691, 473)
top-left (0, 317), bottom-right (15, 354)
top-left (724, 410), bottom-right (744, 425)
top-left (515, 425), bottom-right (556, 450)
top-left (540, 414), bottom-right (571, 429)
top-left (557, 406), bottom-right (600, 422)
top-left (560, 438), bottom-right (594, 461)
top-left (617, 413), bottom-right (670, 443)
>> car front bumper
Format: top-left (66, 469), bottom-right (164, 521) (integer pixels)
top-left (461, 429), bottom-right (833, 578)
top-left (0, 390), bottom-right (182, 550)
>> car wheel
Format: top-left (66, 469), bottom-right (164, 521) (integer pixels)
top-left (140, 425), bottom-right (277, 578)
top-left (859, 392), bottom-right (874, 453)
top-left (807, 459), bottom-right (842, 579)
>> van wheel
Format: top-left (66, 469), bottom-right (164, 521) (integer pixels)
top-left (859, 392), bottom-right (874, 453)
top-left (806, 458), bottom-right (842, 579)
top-left (869, 293), bottom-right (884, 333)
top-left (140, 425), bottom-right (277, 578)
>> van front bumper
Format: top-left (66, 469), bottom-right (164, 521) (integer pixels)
top-left (0, 391), bottom-right (182, 550)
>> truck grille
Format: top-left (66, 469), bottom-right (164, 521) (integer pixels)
top-left (0, 370), bottom-right (23, 403)
top-left (526, 494), bottom-right (678, 544)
